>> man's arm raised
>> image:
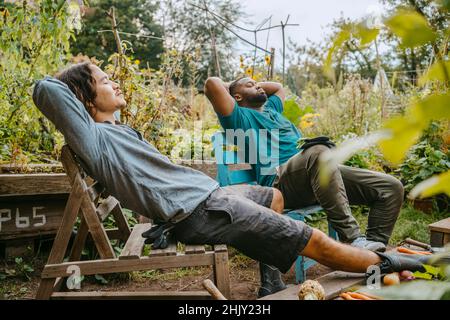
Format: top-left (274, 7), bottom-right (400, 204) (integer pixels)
top-left (257, 81), bottom-right (286, 103)
top-left (204, 77), bottom-right (235, 116)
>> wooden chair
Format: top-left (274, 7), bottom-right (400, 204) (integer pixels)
top-left (36, 145), bottom-right (230, 300)
top-left (212, 132), bottom-right (338, 283)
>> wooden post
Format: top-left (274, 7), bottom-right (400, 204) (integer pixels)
top-left (269, 48), bottom-right (275, 80)
top-left (213, 245), bottom-right (231, 299)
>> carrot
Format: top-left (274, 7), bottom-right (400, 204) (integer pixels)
top-left (357, 291), bottom-right (383, 300)
top-left (346, 292), bottom-right (375, 300)
top-left (397, 247), bottom-right (432, 255)
top-left (340, 292), bottom-right (357, 300)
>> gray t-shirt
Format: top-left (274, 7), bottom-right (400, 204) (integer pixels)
top-left (32, 77), bottom-right (219, 223)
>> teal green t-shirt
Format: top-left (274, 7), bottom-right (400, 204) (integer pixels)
top-left (217, 95), bottom-right (302, 186)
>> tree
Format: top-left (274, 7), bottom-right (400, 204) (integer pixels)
top-left (70, 0), bottom-right (164, 69)
top-left (160, 0), bottom-right (244, 85)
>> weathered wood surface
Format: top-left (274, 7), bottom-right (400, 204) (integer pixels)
top-left (429, 218), bottom-right (450, 234)
top-left (41, 254), bottom-right (215, 278)
top-left (0, 161), bottom-right (216, 198)
top-left (0, 196), bottom-right (67, 240)
top-left (258, 271), bottom-right (366, 300)
top-left (119, 223), bottom-right (151, 260)
top-left (0, 174), bottom-right (71, 197)
top-left (429, 218), bottom-right (450, 247)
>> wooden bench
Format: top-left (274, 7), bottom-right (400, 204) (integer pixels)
top-left (36, 145), bottom-right (230, 300)
top-left (429, 218), bottom-right (450, 247)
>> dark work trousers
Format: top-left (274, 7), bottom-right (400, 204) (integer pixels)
top-left (273, 145), bottom-right (404, 244)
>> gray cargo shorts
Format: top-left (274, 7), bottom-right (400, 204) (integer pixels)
top-left (172, 185), bottom-right (313, 273)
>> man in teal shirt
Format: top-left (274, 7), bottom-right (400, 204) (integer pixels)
top-left (205, 77), bottom-right (404, 253)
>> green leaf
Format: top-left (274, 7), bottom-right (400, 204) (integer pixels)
top-left (324, 29), bottom-right (351, 80)
top-left (385, 11), bottom-right (437, 48)
top-left (355, 23), bottom-right (379, 46)
top-left (413, 271), bottom-right (433, 280)
top-left (409, 170), bottom-right (450, 198)
top-left (378, 116), bottom-right (426, 165)
top-left (411, 93), bottom-right (450, 123)
top-left (282, 99), bottom-right (302, 124)
top-left (419, 60), bottom-right (450, 86)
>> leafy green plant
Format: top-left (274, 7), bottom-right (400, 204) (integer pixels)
top-left (0, 0), bottom-right (76, 164)
top-left (398, 132), bottom-right (450, 193)
top-left (13, 257), bottom-right (34, 281)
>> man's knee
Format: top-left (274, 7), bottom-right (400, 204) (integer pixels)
top-left (300, 228), bottom-right (332, 256)
top-left (384, 176), bottom-right (405, 206)
top-left (270, 188), bottom-right (284, 214)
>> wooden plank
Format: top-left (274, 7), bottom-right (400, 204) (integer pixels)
top-left (0, 163), bottom-right (64, 174)
top-left (96, 196), bottom-right (119, 221)
top-left (110, 202), bottom-right (131, 240)
top-left (0, 174), bottom-right (70, 197)
top-left (150, 241), bottom-right (177, 257)
top-left (46, 176), bottom-right (84, 264)
top-left (36, 175), bottom-right (85, 300)
top-left (68, 215), bottom-right (89, 262)
top-left (430, 231), bottom-right (444, 248)
top-left (213, 251), bottom-right (231, 300)
top-left (214, 244), bottom-right (227, 253)
top-left (119, 223), bottom-right (151, 260)
top-left (429, 218), bottom-right (450, 234)
top-left (0, 197), bottom-right (67, 240)
top-left (185, 245), bottom-right (206, 255)
top-left (258, 271), bottom-right (366, 300)
top-left (61, 146), bottom-right (82, 184)
top-left (444, 233), bottom-right (450, 246)
top-left (51, 291), bottom-right (211, 300)
top-left (41, 254), bottom-right (215, 278)
top-left (80, 192), bottom-right (115, 259)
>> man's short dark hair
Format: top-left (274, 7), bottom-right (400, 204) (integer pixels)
top-left (229, 77), bottom-right (246, 96)
top-left (55, 62), bottom-right (97, 114)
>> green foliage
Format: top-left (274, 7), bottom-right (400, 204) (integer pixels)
top-left (0, 0), bottom-right (75, 163)
top-left (13, 258), bottom-right (34, 281)
top-left (397, 122), bottom-right (450, 192)
top-left (282, 98), bottom-right (314, 125)
top-left (323, 0), bottom-right (450, 200)
top-left (385, 10), bottom-right (437, 48)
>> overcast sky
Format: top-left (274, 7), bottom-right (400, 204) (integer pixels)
top-left (235, 0), bottom-right (385, 67)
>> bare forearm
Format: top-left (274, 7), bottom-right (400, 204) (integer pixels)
top-left (257, 81), bottom-right (282, 96)
top-left (301, 229), bottom-right (381, 273)
top-left (206, 77), bottom-right (229, 93)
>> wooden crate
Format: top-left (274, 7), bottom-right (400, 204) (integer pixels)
top-left (0, 173), bottom-right (71, 259)
top-left (429, 218), bottom-right (450, 247)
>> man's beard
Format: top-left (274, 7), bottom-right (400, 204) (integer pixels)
top-left (247, 93), bottom-right (268, 105)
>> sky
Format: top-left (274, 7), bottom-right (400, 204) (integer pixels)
top-left (235, 0), bottom-right (385, 68)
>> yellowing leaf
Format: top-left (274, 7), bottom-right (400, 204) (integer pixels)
top-left (409, 171), bottom-right (450, 198)
top-left (377, 116), bottom-right (426, 165)
top-left (355, 23), bottom-right (379, 46)
top-left (411, 93), bottom-right (450, 123)
top-left (324, 29), bottom-right (351, 80)
top-left (385, 11), bottom-right (437, 48)
top-left (418, 60), bottom-right (450, 86)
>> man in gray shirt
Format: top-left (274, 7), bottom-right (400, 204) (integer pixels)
top-left (32, 62), bottom-right (444, 297)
